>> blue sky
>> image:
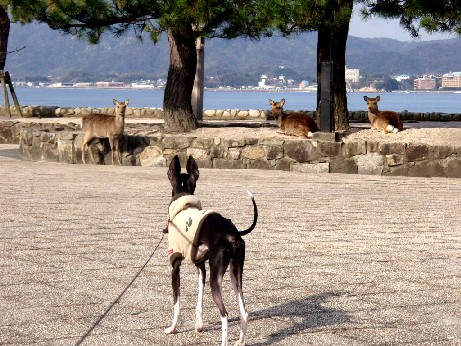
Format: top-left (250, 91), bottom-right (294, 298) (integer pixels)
top-left (349, 10), bottom-right (458, 41)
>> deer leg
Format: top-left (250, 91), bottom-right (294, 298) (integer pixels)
top-left (108, 137), bottom-right (115, 165)
top-left (82, 134), bottom-right (93, 164)
top-left (114, 137), bottom-right (121, 165)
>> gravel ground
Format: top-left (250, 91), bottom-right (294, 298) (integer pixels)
top-left (170, 122), bottom-right (461, 147)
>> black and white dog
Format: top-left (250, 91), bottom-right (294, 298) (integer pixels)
top-left (164, 155), bottom-right (257, 346)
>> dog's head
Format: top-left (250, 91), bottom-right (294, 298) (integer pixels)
top-left (167, 155), bottom-right (199, 197)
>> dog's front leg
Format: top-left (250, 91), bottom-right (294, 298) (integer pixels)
top-left (195, 262), bottom-right (206, 332)
top-left (165, 258), bottom-right (181, 334)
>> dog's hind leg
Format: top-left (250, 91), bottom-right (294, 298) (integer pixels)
top-left (165, 258), bottom-right (182, 334)
top-left (209, 252), bottom-right (231, 346)
top-left (195, 262), bottom-right (206, 332)
top-left (230, 252), bottom-right (248, 345)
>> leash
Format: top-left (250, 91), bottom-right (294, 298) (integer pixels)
top-left (75, 232), bottom-right (165, 346)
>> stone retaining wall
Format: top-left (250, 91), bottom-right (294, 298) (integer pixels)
top-left (15, 123), bottom-right (461, 178)
top-left (2, 105), bottom-right (461, 122)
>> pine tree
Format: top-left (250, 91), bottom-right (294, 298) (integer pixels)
top-left (9, 0), bottom-right (265, 132)
top-left (262, 0), bottom-right (354, 131)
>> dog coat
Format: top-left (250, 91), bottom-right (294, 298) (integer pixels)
top-left (167, 195), bottom-right (216, 264)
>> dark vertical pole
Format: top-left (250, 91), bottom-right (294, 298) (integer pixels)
top-left (320, 61), bottom-right (333, 132)
top-left (192, 37), bottom-right (204, 121)
top-left (0, 70), bottom-right (11, 117)
top-left (5, 71), bottom-right (22, 117)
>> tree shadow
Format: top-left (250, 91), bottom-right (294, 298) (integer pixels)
top-left (246, 291), bottom-right (351, 346)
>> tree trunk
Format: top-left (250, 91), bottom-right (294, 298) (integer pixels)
top-left (163, 26), bottom-right (198, 132)
top-left (316, 1), bottom-right (352, 131)
top-left (0, 6), bottom-right (9, 70)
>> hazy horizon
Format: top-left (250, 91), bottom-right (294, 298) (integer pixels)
top-left (349, 10), bottom-right (459, 42)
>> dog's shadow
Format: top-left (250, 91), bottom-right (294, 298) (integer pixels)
top-left (245, 291), bottom-right (351, 346)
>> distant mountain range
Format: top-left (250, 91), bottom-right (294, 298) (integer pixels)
top-left (5, 23), bottom-right (461, 85)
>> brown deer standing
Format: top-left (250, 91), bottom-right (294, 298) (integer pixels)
top-left (81, 99), bottom-right (129, 164)
top-left (269, 98), bottom-right (319, 139)
top-left (363, 96), bottom-right (403, 134)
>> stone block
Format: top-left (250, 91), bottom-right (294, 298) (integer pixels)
top-left (203, 110), bottom-right (215, 118)
top-left (329, 158), bottom-right (357, 174)
top-left (56, 131), bottom-right (75, 141)
top-left (246, 159), bottom-right (272, 170)
top-left (245, 138), bottom-right (258, 146)
top-left (431, 145), bottom-right (454, 159)
top-left (357, 154), bottom-right (384, 175)
top-left (223, 138), bottom-right (246, 147)
top-left (57, 139), bottom-right (74, 164)
top-left (275, 158), bottom-right (292, 171)
top-left (213, 158), bottom-right (245, 169)
top-left (386, 154), bottom-right (404, 167)
top-left (195, 158), bottom-right (213, 168)
top-left (187, 148), bottom-right (209, 160)
top-left (242, 146), bottom-right (265, 160)
top-left (291, 162), bottom-right (329, 174)
top-left (456, 146), bottom-right (461, 156)
top-left (259, 138), bottom-right (285, 146)
top-left (284, 140), bottom-right (320, 163)
top-left (249, 110), bottom-right (261, 118)
top-left (367, 141), bottom-right (379, 153)
top-left (408, 161), bottom-right (444, 177)
top-left (406, 144), bottom-right (429, 162)
top-left (40, 132), bottom-right (56, 144)
top-left (237, 111), bottom-right (249, 118)
top-left (379, 142), bottom-right (406, 155)
top-left (163, 136), bottom-right (193, 149)
top-left (227, 147), bottom-right (241, 160)
top-left (313, 132), bottom-right (340, 142)
top-left (264, 145), bottom-right (284, 160)
top-left (192, 137), bottom-right (215, 149)
top-left (320, 142), bottom-right (342, 157)
top-left (209, 145), bottom-right (225, 158)
top-left (42, 143), bottom-right (59, 162)
top-left (345, 141), bottom-right (367, 157)
top-left (444, 158), bottom-right (461, 178)
top-left (385, 164), bottom-right (409, 176)
top-left (139, 146), bottom-right (165, 167)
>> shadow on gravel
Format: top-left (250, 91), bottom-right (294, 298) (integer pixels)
top-left (0, 148), bottom-right (21, 159)
top-left (248, 291), bottom-right (351, 346)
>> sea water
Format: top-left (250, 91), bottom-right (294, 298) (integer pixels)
top-left (9, 87), bottom-right (461, 113)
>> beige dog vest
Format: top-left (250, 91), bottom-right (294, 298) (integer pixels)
top-left (167, 195), bottom-right (216, 264)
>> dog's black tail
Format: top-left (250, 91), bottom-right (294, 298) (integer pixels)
top-left (239, 190), bottom-right (258, 236)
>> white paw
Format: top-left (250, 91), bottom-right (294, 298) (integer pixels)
top-left (195, 322), bottom-right (204, 333)
top-left (164, 326), bottom-right (177, 334)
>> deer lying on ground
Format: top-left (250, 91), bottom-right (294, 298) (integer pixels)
top-left (363, 96), bottom-right (403, 134)
top-left (269, 98), bottom-right (319, 139)
top-left (81, 99), bottom-right (129, 164)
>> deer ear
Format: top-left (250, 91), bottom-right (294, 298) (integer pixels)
top-left (167, 155), bottom-right (181, 186)
top-left (280, 99), bottom-right (285, 106)
top-left (376, 96), bottom-right (380, 101)
top-left (269, 99), bottom-right (274, 105)
top-left (186, 155), bottom-right (199, 181)
top-left (124, 99), bottom-right (130, 106)
top-left (113, 99), bottom-right (118, 105)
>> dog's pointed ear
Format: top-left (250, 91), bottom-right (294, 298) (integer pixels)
top-left (186, 155), bottom-right (199, 181)
top-left (167, 155), bottom-right (181, 186)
